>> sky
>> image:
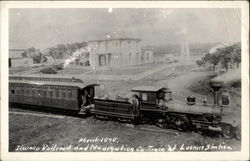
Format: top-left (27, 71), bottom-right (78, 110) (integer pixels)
top-left (9, 8), bottom-right (241, 50)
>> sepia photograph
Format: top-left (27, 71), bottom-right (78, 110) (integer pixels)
top-left (1, 1), bottom-right (249, 161)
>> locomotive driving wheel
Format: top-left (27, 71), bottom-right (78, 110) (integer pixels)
top-left (174, 116), bottom-right (190, 132)
top-left (221, 123), bottom-right (234, 139)
top-left (196, 117), bottom-right (209, 134)
top-left (156, 116), bottom-right (170, 129)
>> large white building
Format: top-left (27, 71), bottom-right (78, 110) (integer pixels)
top-left (88, 38), bottom-right (142, 67)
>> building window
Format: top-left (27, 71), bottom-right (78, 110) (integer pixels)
top-left (147, 53), bottom-right (149, 60)
top-left (44, 91), bottom-right (47, 97)
top-left (11, 89), bottom-right (15, 94)
top-left (129, 53), bottom-right (132, 60)
top-left (142, 93), bottom-right (147, 101)
top-left (136, 53), bottom-right (139, 59)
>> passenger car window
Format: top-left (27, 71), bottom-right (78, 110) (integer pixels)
top-left (68, 90), bottom-right (72, 99)
top-left (62, 91), bottom-right (65, 99)
top-left (21, 88), bottom-right (24, 95)
top-left (26, 88), bottom-right (30, 95)
top-left (32, 88), bottom-right (36, 96)
top-left (37, 90), bottom-right (41, 97)
top-left (49, 91), bottom-right (53, 97)
top-left (56, 90), bottom-right (59, 97)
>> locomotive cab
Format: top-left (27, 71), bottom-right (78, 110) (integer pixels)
top-left (131, 86), bottom-right (172, 111)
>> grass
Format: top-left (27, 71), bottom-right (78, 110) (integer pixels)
top-left (9, 113), bottom-right (241, 152)
top-left (9, 66), bottom-right (32, 74)
top-left (57, 67), bottom-right (91, 75)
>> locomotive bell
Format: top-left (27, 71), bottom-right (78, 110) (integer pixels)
top-left (209, 79), bottom-right (223, 105)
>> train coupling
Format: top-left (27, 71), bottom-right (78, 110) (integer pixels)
top-left (79, 104), bottom-right (94, 115)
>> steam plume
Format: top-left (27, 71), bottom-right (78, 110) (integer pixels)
top-left (212, 68), bottom-right (241, 83)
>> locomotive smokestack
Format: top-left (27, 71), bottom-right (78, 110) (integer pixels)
top-left (209, 80), bottom-right (223, 105)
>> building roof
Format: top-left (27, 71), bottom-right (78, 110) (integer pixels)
top-left (131, 86), bottom-right (170, 92)
top-left (88, 38), bottom-right (141, 43)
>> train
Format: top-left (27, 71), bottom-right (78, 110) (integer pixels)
top-left (9, 75), bottom-right (239, 139)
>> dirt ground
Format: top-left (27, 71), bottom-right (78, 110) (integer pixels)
top-left (9, 62), bottom-right (241, 152)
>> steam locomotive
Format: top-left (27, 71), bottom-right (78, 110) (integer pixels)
top-left (9, 75), bottom-right (239, 139)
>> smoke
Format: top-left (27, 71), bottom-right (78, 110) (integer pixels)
top-left (63, 47), bottom-right (88, 68)
top-left (212, 68), bottom-right (241, 83)
top-left (63, 56), bottom-right (76, 68)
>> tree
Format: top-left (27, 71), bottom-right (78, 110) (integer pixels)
top-left (32, 52), bottom-right (43, 64)
top-left (218, 46), bottom-right (233, 71)
top-left (21, 51), bottom-right (28, 57)
top-left (27, 47), bottom-right (36, 53)
top-left (40, 66), bottom-right (57, 74)
top-left (232, 43), bottom-right (241, 68)
top-left (197, 42), bottom-right (241, 71)
top-left (202, 53), bottom-right (211, 64)
top-left (220, 53), bottom-right (232, 71)
top-left (41, 56), bottom-right (48, 63)
top-left (57, 44), bottom-right (67, 51)
top-left (196, 59), bottom-right (205, 68)
top-left (209, 52), bottom-right (220, 71)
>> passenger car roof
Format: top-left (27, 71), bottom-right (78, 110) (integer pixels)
top-left (131, 86), bottom-right (170, 92)
top-left (9, 75), bottom-right (98, 89)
